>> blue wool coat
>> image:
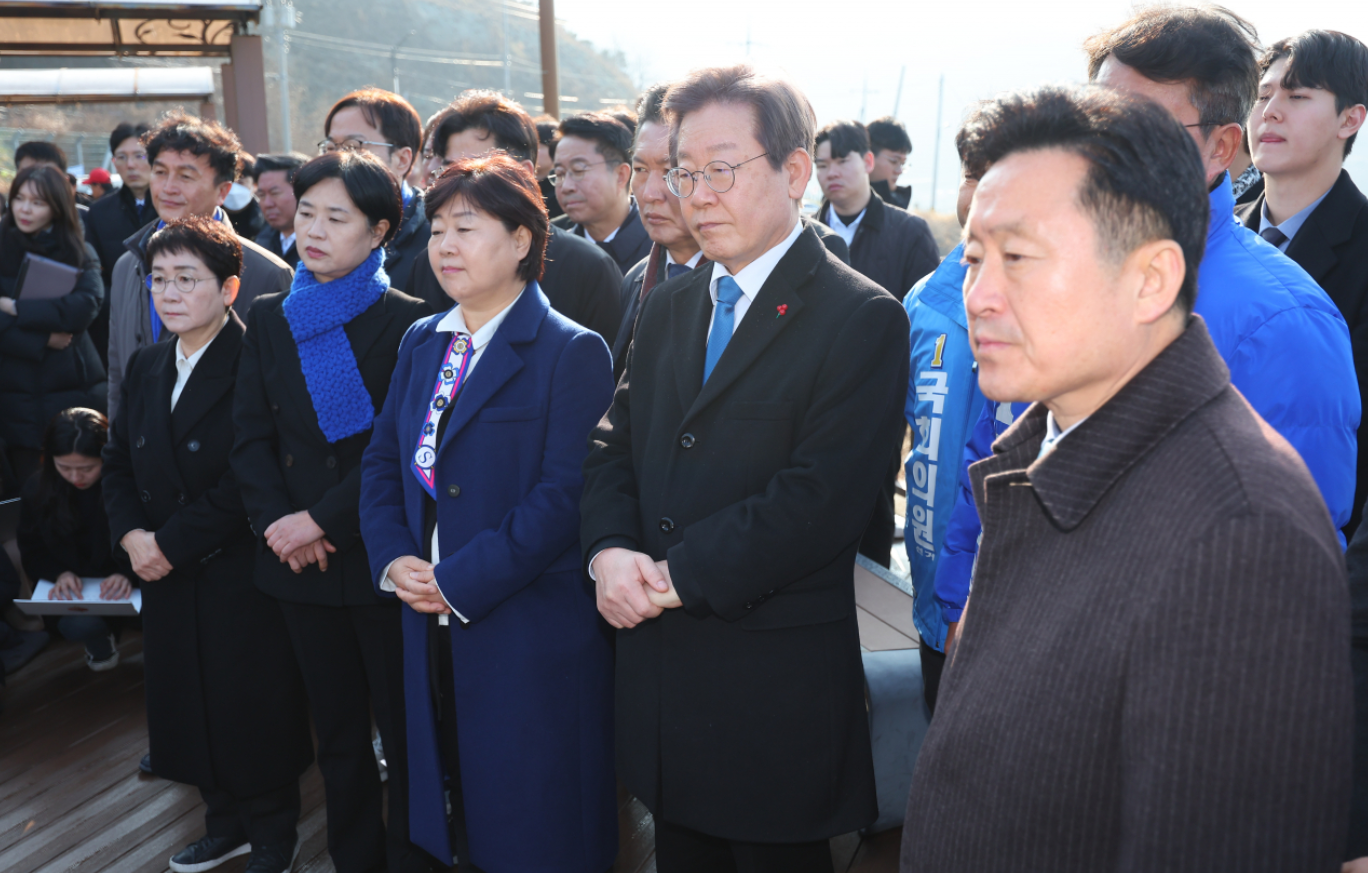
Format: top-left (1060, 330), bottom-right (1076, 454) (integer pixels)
top-left (359, 284), bottom-right (617, 872)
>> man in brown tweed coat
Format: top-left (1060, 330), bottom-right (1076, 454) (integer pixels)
top-left (902, 83), bottom-right (1354, 872)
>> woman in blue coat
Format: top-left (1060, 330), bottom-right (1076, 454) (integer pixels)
top-left (359, 153), bottom-right (616, 873)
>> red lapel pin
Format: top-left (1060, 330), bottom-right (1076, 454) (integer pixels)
top-left (776, 304), bottom-right (788, 318)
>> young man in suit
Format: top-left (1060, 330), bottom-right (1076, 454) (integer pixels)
top-left (551, 112), bottom-right (651, 274)
top-left (581, 64), bottom-right (908, 872)
top-left (901, 82), bottom-right (1353, 873)
top-left (252, 153), bottom-right (308, 268)
top-left (866, 116), bottom-right (913, 209)
top-left (1239, 29), bottom-right (1368, 537)
top-left (406, 91), bottom-right (624, 345)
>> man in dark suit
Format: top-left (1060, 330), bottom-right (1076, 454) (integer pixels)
top-left (902, 83), bottom-right (1352, 873)
top-left (1238, 29), bottom-right (1368, 537)
top-left (581, 65), bottom-right (907, 872)
top-left (406, 91), bottom-right (624, 345)
top-left (550, 112), bottom-right (652, 274)
top-left (252, 153), bottom-right (308, 268)
top-left (866, 116), bottom-right (913, 209)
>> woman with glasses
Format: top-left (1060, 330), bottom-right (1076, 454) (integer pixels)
top-left (232, 150), bottom-right (431, 873)
top-left (103, 217), bottom-right (313, 873)
top-left (0, 164), bottom-right (106, 483)
top-left (359, 154), bottom-right (617, 872)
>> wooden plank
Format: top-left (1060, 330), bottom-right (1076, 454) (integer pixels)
top-left (848, 827), bottom-right (903, 873)
top-left (853, 566), bottom-right (919, 641)
top-left (857, 605), bottom-right (916, 652)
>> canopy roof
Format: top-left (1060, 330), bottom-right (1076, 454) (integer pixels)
top-left (0, 65), bottom-right (215, 103)
top-left (0, 1), bottom-right (260, 56)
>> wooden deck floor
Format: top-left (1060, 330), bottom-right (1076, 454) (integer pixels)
top-left (0, 574), bottom-right (914, 873)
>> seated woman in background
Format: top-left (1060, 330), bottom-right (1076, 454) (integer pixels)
top-left (359, 154), bottom-right (617, 873)
top-left (17, 408), bottom-right (132, 671)
top-left (104, 217), bottom-right (312, 873)
top-left (0, 165), bottom-right (106, 484)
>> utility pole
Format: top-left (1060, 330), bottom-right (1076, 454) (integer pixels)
top-left (860, 75), bottom-right (868, 123)
top-left (502, 3), bottom-right (512, 95)
top-left (391, 29), bottom-right (417, 98)
top-left (893, 65), bottom-right (906, 118)
top-left (930, 73), bottom-right (944, 212)
top-left (265, 0), bottom-right (296, 152)
top-left (539, 0), bottom-right (559, 118)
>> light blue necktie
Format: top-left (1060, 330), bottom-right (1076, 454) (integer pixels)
top-left (704, 276), bottom-right (744, 382)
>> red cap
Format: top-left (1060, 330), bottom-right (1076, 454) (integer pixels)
top-left (83, 168), bottom-right (112, 185)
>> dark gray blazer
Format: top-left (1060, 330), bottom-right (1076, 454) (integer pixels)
top-left (902, 316), bottom-right (1353, 872)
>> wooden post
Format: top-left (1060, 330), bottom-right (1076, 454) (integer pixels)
top-left (226, 34), bottom-right (270, 154)
top-left (539, 0), bottom-right (559, 118)
top-left (221, 62), bottom-right (238, 131)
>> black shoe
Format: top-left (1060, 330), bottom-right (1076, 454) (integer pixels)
top-left (168, 835), bottom-right (251, 872)
top-left (244, 840), bottom-right (300, 873)
top-left (139, 753), bottom-right (153, 775)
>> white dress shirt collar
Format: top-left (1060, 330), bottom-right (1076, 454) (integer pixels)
top-left (823, 203), bottom-right (866, 248)
top-left (171, 313), bottom-right (229, 411)
top-left (666, 249), bottom-right (704, 270)
top-left (708, 217), bottom-right (803, 314)
top-left (434, 285), bottom-right (524, 349)
top-left (1037, 410), bottom-right (1088, 460)
top-left (280, 230), bottom-right (296, 254)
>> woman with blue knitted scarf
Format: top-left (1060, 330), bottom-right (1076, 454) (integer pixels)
top-left (230, 151), bottom-right (430, 873)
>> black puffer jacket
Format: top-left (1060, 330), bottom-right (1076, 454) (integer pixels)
top-left (0, 227), bottom-right (106, 448)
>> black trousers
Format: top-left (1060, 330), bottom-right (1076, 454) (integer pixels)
top-left (428, 618), bottom-right (482, 872)
top-left (920, 643), bottom-right (947, 716)
top-left (277, 599), bottom-right (428, 873)
top-left (654, 819), bottom-right (833, 873)
top-left (202, 780), bottom-right (300, 849)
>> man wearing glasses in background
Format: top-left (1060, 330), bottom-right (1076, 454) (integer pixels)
top-left (551, 111), bottom-right (651, 275)
top-left (580, 64), bottom-right (907, 872)
top-left (320, 88), bottom-right (430, 293)
top-left (85, 122), bottom-right (156, 364)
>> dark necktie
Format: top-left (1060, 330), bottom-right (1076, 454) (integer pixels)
top-left (704, 276), bottom-right (744, 383)
top-left (1260, 225), bottom-right (1289, 249)
top-left (667, 262), bottom-right (691, 280)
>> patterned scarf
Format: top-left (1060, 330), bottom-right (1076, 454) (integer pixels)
top-left (282, 246), bottom-right (389, 443)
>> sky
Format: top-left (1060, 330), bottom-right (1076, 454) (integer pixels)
top-left (555, 0), bottom-right (1368, 211)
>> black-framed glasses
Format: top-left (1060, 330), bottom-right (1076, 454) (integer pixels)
top-left (665, 154), bottom-right (769, 198)
top-left (149, 273), bottom-right (214, 295)
top-left (548, 160), bottom-right (611, 187)
top-left (317, 138), bottom-right (396, 156)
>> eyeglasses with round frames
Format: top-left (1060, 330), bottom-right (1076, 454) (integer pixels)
top-left (665, 154), bottom-right (770, 198)
top-left (149, 273), bottom-right (216, 295)
top-left (317, 138), bottom-right (396, 156)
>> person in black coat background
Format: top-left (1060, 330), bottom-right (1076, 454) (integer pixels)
top-left (582, 66), bottom-right (906, 871)
top-left (231, 151), bottom-right (431, 873)
top-left (253, 153), bottom-right (309, 269)
top-left (406, 91), bottom-right (624, 346)
top-left (18, 408), bottom-right (133, 671)
top-left (0, 164), bottom-right (106, 484)
top-left (104, 217), bottom-right (313, 873)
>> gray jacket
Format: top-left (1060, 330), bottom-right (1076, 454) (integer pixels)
top-left (107, 218), bottom-right (291, 420)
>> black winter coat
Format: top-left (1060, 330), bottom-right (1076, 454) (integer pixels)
top-left (231, 288), bottom-right (430, 606)
top-left (821, 192), bottom-right (940, 301)
top-left (384, 190), bottom-right (431, 294)
top-left (103, 312), bottom-right (313, 796)
top-left (18, 473), bottom-right (129, 582)
top-left (0, 229), bottom-right (106, 448)
top-left (83, 185), bottom-right (156, 290)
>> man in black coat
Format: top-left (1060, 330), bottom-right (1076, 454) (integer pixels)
top-left (1237, 30), bottom-right (1368, 538)
top-left (867, 117), bottom-right (914, 209)
top-left (252, 153), bottom-right (308, 268)
top-left (902, 84), bottom-right (1352, 873)
top-left (405, 90), bottom-right (624, 344)
top-left (550, 112), bottom-right (652, 274)
top-left (581, 65), bottom-right (906, 871)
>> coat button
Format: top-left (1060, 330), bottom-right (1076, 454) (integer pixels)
top-left (187, 440), bottom-right (200, 452)
top-left (680, 433), bottom-right (696, 449)
top-left (659, 517), bottom-right (675, 534)
top-left (271, 403), bottom-right (280, 413)
top-left (285, 454), bottom-right (294, 467)
top-left (140, 490), bottom-right (151, 503)
top-left (447, 485), bottom-right (461, 497)
top-left (176, 492), bottom-right (187, 505)
top-left (135, 436), bottom-right (145, 448)
top-left (326, 456), bottom-right (337, 469)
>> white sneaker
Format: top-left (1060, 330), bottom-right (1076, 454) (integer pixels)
top-left (87, 635), bottom-right (119, 672)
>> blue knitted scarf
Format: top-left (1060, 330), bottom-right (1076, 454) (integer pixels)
top-left (282, 247), bottom-right (389, 443)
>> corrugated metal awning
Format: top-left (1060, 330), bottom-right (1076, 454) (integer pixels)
top-left (0, 65), bottom-right (215, 103)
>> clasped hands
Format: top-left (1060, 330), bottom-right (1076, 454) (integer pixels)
top-left (386, 556), bottom-right (451, 615)
top-left (49, 570), bottom-right (134, 601)
top-left (593, 547), bottom-right (682, 629)
top-left (265, 510), bottom-right (336, 573)
top-left (121, 529), bottom-right (173, 581)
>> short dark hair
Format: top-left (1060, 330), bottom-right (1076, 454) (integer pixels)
top-left (146, 215), bottom-right (244, 285)
top-left (1261, 30), bottom-right (1368, 158)
top-left (816, 120), bottom-right (871, 160)
top-left (237, 152), bottom-right (256, 180)
top-left (608, 109), bottom-right (638, 140)
top-left (958, 84), bottom-right (1208, 314)
top-left (664, 64), bottom-right (816, 172)
top-left (432, 90), bottom-right (537, 165)
top-left (556, 112), bottom-right (634, 166)
top-left (16, 141), bottom-right (67, 170)
top-left (633, 82), bottom-right (670, 151)
top-left (956, 102), bottom-right (994, 179)
top-left (292, 150), bottom-right (404, 246)
top-left (866, 117), bottom-right (912, 154)
top-left (325, 87), bottom-right (423, 157)
top-left (144, 111), bottom-right (242, 185)
top-left (1085, 5), bottom-right (1260, 130)
top-left (426, 153), bottom-right (549, 283)
top-left (253, 152), bottom-right (310, 183)
top-left (109, 122), bottom-right (151, 153)
top-left (533, 115), bottom-right (559, 147)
